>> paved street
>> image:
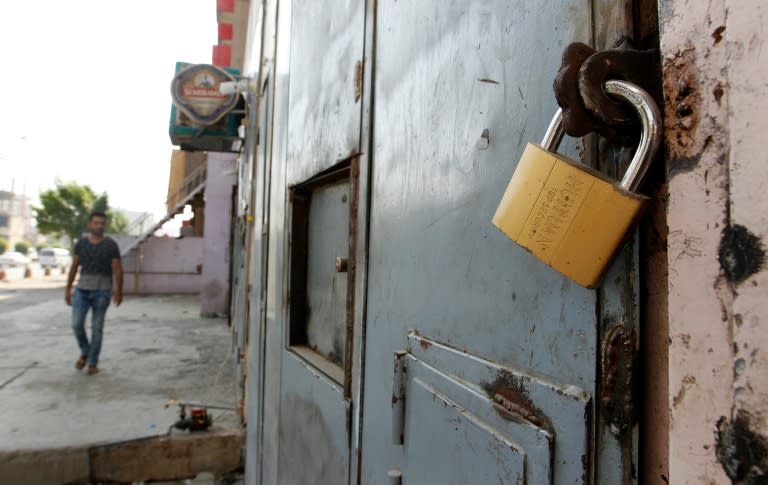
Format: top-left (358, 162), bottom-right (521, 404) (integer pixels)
top-left (0, 274), bottom-right (239, 453)
top-left (0, 268), bottom-right (67, 313)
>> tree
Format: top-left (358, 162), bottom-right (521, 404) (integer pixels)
top-left (107, 210), bottom-right (129, 234)
top-left (0, 238), bottom-right (8, 254)
top-left (14, 240), bottom-right (31, 254)
top-left (34, 180), bottom-right (111, 246)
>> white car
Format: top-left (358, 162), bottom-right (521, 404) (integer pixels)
top-left (39, 248), bottom-right (72, 269)
top-left (0, 251), bottom-right (31, 268)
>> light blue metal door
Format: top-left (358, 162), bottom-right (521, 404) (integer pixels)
top-left (251, 0), bottom-right (642, 483)
top-left (274, 0), bottom-right (366, 484)
top-left (358, 1), bottom-right (639, 484)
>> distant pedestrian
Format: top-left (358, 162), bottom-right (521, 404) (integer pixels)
top-left (65, 211), bottom-right (123, 375)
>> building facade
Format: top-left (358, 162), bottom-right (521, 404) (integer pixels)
top-left (0, 191), bottom-right (36, 249)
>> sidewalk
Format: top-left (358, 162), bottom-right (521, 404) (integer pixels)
top-left (0, 276), bottom-right (242, 483)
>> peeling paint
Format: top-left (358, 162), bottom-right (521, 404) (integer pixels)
top-left (716, 412), bottom-right (768, 484)
top-left (672, 375), bottom-right (696, 408)
top-left (719, 224), bottom-right (766, 284)
top-left (663, 47), bottom-right (701, 169)
top-left (482, 371), bottom-right (551, 432)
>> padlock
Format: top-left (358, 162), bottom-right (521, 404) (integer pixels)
top-left (492, 80), bottom-right (661, 288)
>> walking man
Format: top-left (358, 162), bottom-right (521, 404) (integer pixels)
top-left (65, 211), bottom-right (123, 375)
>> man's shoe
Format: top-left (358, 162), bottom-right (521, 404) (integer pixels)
top-left (75, 357), bottom-right (87, 370)
top-left (86, 366), bottom-right (99, 376)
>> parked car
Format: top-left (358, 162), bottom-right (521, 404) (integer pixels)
top-left (26, 247), bottom-right (39, 261)
top-left (39, 248), bottom-right (72, 269)
top-left (0, 251), bottom-right (31, 268)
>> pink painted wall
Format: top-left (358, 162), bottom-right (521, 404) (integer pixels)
top-left (659, 0), bottom-right (768, 482)
top-left (200, 152), bottom-right (237, 317)
top-left (122, 237), bottom-right (203, 294)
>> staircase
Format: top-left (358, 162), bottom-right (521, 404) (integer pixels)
top-left (121, 164), bottom-right (208, 258)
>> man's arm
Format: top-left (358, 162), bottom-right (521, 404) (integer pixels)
top-left (112, 258), bottom-right (123, 306)
top-left (65, 255), bottom-right (80, 306)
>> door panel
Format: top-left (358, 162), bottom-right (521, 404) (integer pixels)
top-left (402, 332), bottom-right (591, 484)
top-left (404, 377), bottom-right (528, 484)
top-left (360, 0), bottom-right (632, 483)
top-left (286, 0), bottom-right (366, 185)
top-left (278, 355), bottom-right (350, 485)
top-left (278, 0), bottom-right (366, 482)
top-left (254, 0), bottom-right (640, 483)
top-left (305, 180), bottom-right (351, 369)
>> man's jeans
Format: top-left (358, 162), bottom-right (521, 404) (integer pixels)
top-left (71, 288), bottom-right (111, 367)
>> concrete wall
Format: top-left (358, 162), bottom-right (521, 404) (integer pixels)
top-left (122, 237), bottom-right (203, 294)
top-left (659, 1), bottom-right (768, 483)
top-left (200, 152), bottom-right (236, 317)
top-left (111, 235), bottom-right (139, 255)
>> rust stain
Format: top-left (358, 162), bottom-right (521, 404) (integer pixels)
top-left (492, 391), bottom-right (543, 427)
top-left (483, 371), bottom-right (551, 431)
top-left (663, 47), bottom-right (701, 167)
top-left (353, 61), bottom-right (363, 103)
top-left (419, 339), bottom-right (432, 350)
top-left (711, 26), bottom-right (726, 45)
top-left (600, 325), bottom-right (637, 435)
top-left (672, 375), bottom-right (696, 408)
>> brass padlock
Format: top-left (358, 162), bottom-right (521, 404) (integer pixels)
top-left (492, 80), bottom-right (661, 288)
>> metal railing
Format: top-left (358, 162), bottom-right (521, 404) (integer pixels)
top-left (124, 212), bottom-right (154, 236)
top-left (167, 164), bottom-right (208, 213)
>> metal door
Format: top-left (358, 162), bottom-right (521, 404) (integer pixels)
top-left (231, 93), bottom-right (257, 410)
top-left (359, 1), bottom-right (639, 484)
top-left (275, 0), bottom-right (366, 483)
top-left (252, 0), bottom-right (643, 483)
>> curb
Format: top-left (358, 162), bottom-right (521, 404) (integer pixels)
top-left (0, 428), bottom-right (244, 485)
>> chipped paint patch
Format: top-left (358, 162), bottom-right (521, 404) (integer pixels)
top-left (663, 46), bottom-right (701, 171)
top-left (672, 375), bottom-right (696, 408)
top-left (716, 411), bottom-right (768, 484)
top-left (482, 370), bottom-right (551, 431)
top-left (719, 224), bottom-right (766, 284)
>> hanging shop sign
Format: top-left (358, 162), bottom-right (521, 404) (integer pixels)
top-left (171, 63), bottom-right (239, 125)
top-left (169, 62), bottom-right (243, 152)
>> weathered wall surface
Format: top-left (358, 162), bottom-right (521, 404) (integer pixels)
top-left (660, 0), bottom-right (768, 483)
top-left (200, 152), bottom-right (237, 317)
top-left (720, 2), bottom-right (768, 483)
top-left (122, 237), bottom-right (203, 294)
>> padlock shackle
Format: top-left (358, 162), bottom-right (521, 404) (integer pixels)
top-left (605, 80), bottom-right (662, 192)
top-left (541, 108), bottom-right (566, 151)
top-left (541, 80), bottom-right (661, 192)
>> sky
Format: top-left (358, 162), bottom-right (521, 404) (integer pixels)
top-left (0, 0), bottom-right (217, 220)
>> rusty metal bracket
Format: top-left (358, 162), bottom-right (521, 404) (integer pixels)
top-left (579, 47), bottom-right (660, 128)
top-left (554, 40), bottom-right (660, 140)
top-left (600, 324), bottom-right (637, 436)
top-left (554, 42), bottom-right (604, 137)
